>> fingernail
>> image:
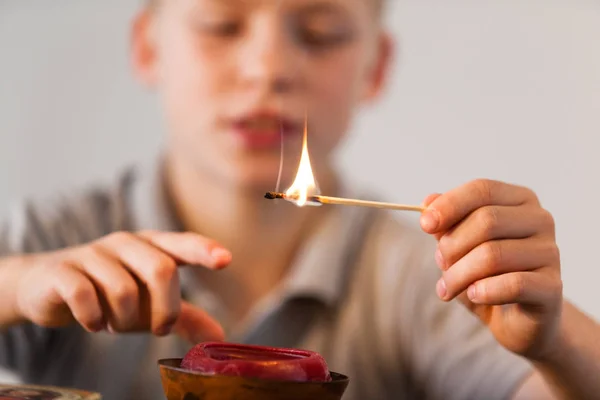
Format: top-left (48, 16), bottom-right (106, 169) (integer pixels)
top-left (435, 248), bottom-right (446, 270)
top-left (211, 248), bottom-right (232, 266)
top-left (436, 278), bottom-right (447, 300)
top-left (467, 285), bottom-right (477, 302)
top-left (421, 209), bottom-right (440, 232)
top-left (107, 324), bottom-right (116, 334)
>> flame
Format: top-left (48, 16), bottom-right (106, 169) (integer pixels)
top-left (284, 115), bottom-right (321, 207)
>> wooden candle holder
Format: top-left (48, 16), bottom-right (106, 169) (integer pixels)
top-left (158, 358), bottom-right (349, 400)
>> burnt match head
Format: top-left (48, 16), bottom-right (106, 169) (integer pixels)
top-left (265, 192), bottom-right (285, 200)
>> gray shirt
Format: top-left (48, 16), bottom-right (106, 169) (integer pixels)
top-left (0, 158), bottom-right (533, 400)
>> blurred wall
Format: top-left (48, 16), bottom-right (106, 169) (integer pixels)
top-left (0, 0), bottom-right (599, 381)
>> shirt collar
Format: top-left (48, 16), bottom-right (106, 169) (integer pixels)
top-left (129, 154), bottom-right (182, 234)
top-left (278, 193), bottom-right (375, 307)
top-left (128, 154), bottom-right (376, 309)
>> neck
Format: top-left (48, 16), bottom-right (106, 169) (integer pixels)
top-left (163, 151), bottom-right (339, 309)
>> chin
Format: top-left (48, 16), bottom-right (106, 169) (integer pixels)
top-left (231, 170), bottom-right (295, 193)
top-left (220, 156), bottom-right (298, 190)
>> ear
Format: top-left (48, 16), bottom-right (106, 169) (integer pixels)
top-left (361, 32), bottom-right (394, 102)
top-left (131, 9), bottom-right (159, 87)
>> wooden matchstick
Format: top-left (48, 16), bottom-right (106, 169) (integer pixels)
top-left (264, 192), bottom-right (425, 212)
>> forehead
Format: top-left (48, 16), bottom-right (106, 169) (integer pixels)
top-left (151, 0), bottom-right (382, 14)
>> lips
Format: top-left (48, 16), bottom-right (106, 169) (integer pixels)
top-left (230, 111), bottom-right (302, 150)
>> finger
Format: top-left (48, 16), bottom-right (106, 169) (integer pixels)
top-left (97, 232), bottom-right (180, 335)
top-left (422, 194), bottom-right (444, 240)
top-left (466, 269), bottom-right (562, 307)
top-left (52, 263), bottom-right (104, 333)
top-left (77, 245), bottom-right (140, 332)
top-left (437, 205), bottom-right (555, 269)
top-left (173, 301), bottom-right (225, 344)
top-left (422, 193), bottom-right (442, 208)
top-left (438, 238), bottom-right (560, 301)
top-left (138, 231), bottom-right (232, 270)
top-left (421, 179), bottom-right (540, 234)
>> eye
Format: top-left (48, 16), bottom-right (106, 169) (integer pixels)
top-left (296, 26), bottom-right (353, 49)
top-left (191, 10), bottom-right (243, 38)
top-left (198, 19), bottom-right (243, 37)
top-left (290, 11), bottom-right (355, 51)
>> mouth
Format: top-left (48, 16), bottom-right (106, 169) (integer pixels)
top-left (229, 110), bottom-right (302, 150)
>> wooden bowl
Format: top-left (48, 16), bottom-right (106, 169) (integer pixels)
top-left (158, 358), bottom-right (350, 400)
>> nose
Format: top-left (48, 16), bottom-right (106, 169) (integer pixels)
top-left (238, 16), bottom-right (301, 95)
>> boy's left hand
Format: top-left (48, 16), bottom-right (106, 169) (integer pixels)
top-left (420, 179), bottom-right (563, 360)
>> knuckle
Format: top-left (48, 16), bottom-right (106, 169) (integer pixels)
top-left (64, 282), bottom-right (95, 306)
top-left (540, 208), bottom-right (556, 230)
top-left (136, 229), bottom-right (157, 237)
top-left (103, 231), bottom-right (134, 245)
top-left (509, 274), bottom-right (526, 299)
top-left (472, 179), bottom-right (494, 203)
top-left (150, 255), bottom-right (177, 281)
top-left (437, 235), bottom-right (453, 258)
top-left (525, 187), bottom-right (540, 204)
top-left (112, 282), bottom-right (139, 308)
top-left (80, 244), bottom-right (107, 261)
top-left (547, 242), bottom-right (561, 262)
top-left (477, 281), bottom-right (490, 302)
top-left (552, 276), bottom-right (564, 297)
top-left (45, 248), bottom-right (71, 263)
top-left (53, 261), bottom-right (79, 278)
top-left (36, 251), bottom-right (64, 268)
top-left (481, 242), bottom-right (503, 271)
top-left (478, 206), bottom-right (499, 236)
top-left (78, 245), bottom-right (97, 259)
top-left (549, 272), bottom-right (563, 290)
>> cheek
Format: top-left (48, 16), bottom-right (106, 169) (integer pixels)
top-left (156, 26), bottom-right (225, 136)
top-left (308, 52), bottom-right (367, 152)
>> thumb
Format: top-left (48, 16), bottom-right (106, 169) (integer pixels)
top-left (457, 290), bottom-right (490, 323)
top-left (172, 301), bottom-right (225, 344)
top-left (421, 192), bottom-right (444, 241)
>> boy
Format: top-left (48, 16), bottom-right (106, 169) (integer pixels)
top-left (1, 0), bottom-right (599, 399)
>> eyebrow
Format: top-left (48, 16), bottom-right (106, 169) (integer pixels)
top-left (293, 2), bottom-right (351, 16)
top-left (294, 1), bottom-right (349, 21)
top-left (191, 0), bottom-right (247, 9)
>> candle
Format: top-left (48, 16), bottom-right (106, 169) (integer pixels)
top-left (180, 342), bottom-right (331, 383)
top-left (158, 342), bottom-right (349, 399)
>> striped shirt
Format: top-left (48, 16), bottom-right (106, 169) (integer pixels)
top-left (0, 157), bottom-right (533, 400)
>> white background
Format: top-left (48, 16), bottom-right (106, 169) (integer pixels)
top-left (0, 0), bottom-right (599, 381)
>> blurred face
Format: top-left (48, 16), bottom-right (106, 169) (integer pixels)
top-left (132, 0), bottom-right (391, 190)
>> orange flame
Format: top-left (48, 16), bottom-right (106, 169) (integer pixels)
top-left (285, 115), bottom-right (321, 207)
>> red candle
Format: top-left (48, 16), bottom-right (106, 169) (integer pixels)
top-left (180, 342), bottom-right (331, 383)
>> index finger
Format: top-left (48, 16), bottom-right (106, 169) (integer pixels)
top-left (421, 179), bottom-right (539, 234)
top-left (137, 231), bottom-right (232, 269)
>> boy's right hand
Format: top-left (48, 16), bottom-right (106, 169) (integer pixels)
top-left (10, 231), bottom-right (231, 342)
